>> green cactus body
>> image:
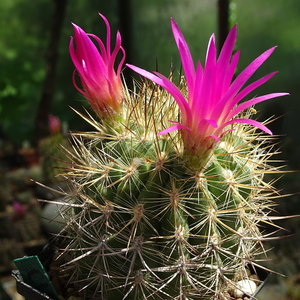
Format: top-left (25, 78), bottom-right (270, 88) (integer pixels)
top-left (50, 14), bottom-right (290, 300)
top-left (52, 83), bottom-right (280, 300)
top-left (39, 133), bottom-right (70, 183)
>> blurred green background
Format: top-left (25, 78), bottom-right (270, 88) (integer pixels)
top-left (1, 0), bottom-right (299, 149)
top-left (0, 0), bottom-right (300, 298)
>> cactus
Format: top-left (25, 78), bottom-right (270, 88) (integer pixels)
top-left (50, 14), bottom-right (289, 300)
top-left (39, 115), bottom-right (70, 183)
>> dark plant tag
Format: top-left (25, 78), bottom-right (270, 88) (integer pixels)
top-left (14, 255), bottom-right (58, 300)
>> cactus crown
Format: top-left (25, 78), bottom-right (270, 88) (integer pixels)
top-left (50, 15), bottom-right (289, 300)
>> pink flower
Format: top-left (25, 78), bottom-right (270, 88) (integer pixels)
top-left (49, 115), bottom-right (61, 135)
top-left (69, 14), bottom-right (126, 118)
top-left (127, 19), bottom-right (288, 168)
top-left (11, 201), bottom-right (26, 220)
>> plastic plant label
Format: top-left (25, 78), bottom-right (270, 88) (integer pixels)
top-left (14, 255), bottom-right (58, 300)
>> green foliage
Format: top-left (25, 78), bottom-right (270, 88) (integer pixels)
top-left (0, 0), bottom-right (50, 143)
top-left (1, 0), bottom-right (300, 149)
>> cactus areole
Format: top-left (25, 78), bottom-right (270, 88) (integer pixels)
top-left (50, 14), bottom-right (289, 300)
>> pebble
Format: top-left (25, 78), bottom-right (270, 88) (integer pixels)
top-left (233, 279), bottom-right (257, 298)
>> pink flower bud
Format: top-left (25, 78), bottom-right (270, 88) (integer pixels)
top-left (48, 114), bottom-right (61, 135)
top-left (70, 14), bottom-right (126, 118)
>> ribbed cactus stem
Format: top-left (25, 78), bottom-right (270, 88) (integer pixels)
top-left (53, 107), bottom-right (281, 299)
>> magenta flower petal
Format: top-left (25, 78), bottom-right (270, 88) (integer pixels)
top-left (217, 24), bottom-right (237, 69)
top-left (153, 72), bottom-right (192, 120)
top-left (212, 47), bottom-right (277, 121)
top-left (205, 34), bottom-right (217, 69)
top-left (158, 124), bottom-right (190, 135)
top-left (207, 135), bottom-right (221, 142)
top-left (230, 72), bottom-right (278, 108)
top-left (127, 64), bottom-right (192, 122)
top-left (70, 14), bottom-right (125, 117)
top-left (192, 64), bottom-right (213, 119)
top-left (171, 18), bottom-right (196, 94)
top-left (220, 50), bottom-right (240, 98)
top-left (127, 19), bottom-right (288, 164)
top-left (222, 118), bottom-right (272, 135)
top-left (228, 92), bottom-right (289, 120)
top-left (69, 25), bottom-right (106, 86)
